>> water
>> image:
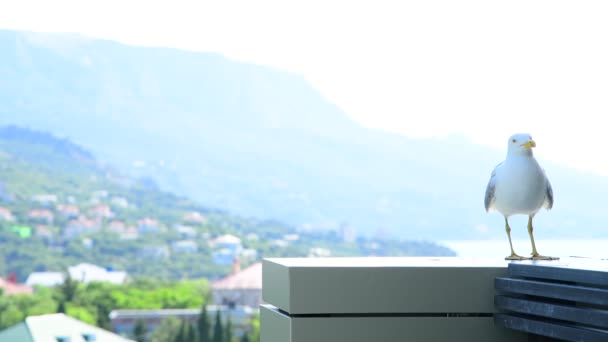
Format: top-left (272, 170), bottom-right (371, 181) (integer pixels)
top-left (441, 240), bottom-right (608, 259)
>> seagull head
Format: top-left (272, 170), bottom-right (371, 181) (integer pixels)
top-left (507, 133), bottom-right (536, 157)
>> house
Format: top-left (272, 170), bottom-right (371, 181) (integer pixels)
top-left (283, 233), bottom-right (300, 241)
top-left (0, 207), bottom-right (15, 221)
top-left (109, 306), bottom-right (256, 338)
top-left (25, 272), bottom-right (65, 287)
top-left (26, 264), bottom-right (128, 286)
top-left (308, 247), bottom-right (332, 257)
top-left (211, 234), bottom-right (242, 251)
top-left (183, 211), bottom-right (207, 224)
top-left (0, 275), bottom-right (33, 295)
top-left (212, 261), bottom-right (262, 308)
top-left (0, 313), bottom-right (134, 342)
top-left (137, 218), bottom-right (161, 233)
top-left (239, 249), bottom-right (258, 263)
top-left (174, 224), bottom-right (197, 238)
top-left (110, 197), bottom-right (129, 209)
top-left (88, 204), bottom-right (114, 219)
top-left (27, 209), bottom-right (54, 224)
top-left (108, 221), bottom-right (139, 240)
top-left (91, 190), bottom-right (109, 201)
top-left (30, 194), bottom-right (58, 207)
top-left (63, 216), bottom-right (101, 239)
top-left (34, 225), bottom-right (54, 241)
top-left (171, 240), bottom-right (198, 253)
top-left (56, 204), bottom-right (80, 219)
top-left (68, 263), bottom-right (128, 284)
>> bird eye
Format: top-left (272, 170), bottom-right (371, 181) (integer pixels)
top-left (512, 139), bottom-right (517, 143)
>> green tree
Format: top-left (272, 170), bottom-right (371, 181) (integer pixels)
top-left (59, 272), bottom-right (78, 302)
top-left (224, 317), bottom-right (233, 342)
top-left (197, 305), bottom-right (210, 342)
top-left (240, 334), bottom-right (250, 342)
top-left (57, 300), bottom-right (66, 313)
top-left (0, 303), bottom-right (23, 329)
top-left (212, 311), bottom-right (223, 342)
top-left (133, 319), bottom-right (148, 342)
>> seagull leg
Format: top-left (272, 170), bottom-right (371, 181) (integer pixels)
top-left (528, 216), bottom-right (559, 260)
top-left (504, 217), bottom-right (527, 260)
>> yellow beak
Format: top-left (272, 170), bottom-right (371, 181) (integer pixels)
top-left (521, 140), bottom-right (536, 148)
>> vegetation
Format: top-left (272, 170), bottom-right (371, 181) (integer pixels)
top-left (0, 277), bottom-right (208, 329)
top-left (0, 127), bottom-right (455, 282)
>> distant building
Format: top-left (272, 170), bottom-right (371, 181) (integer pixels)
top-left (27, 209), bottom-right (54, 224)
top-left (182, 211), bottom-right (207, 224)
top-left (137, 218), bottom-right (161, 233)
top-left (212, 261), bottom-right (262, 308)
top-left (171, 240), bottom-right (198, 253)
top-left (110, 197), bottom-right (129, 209)
top-left (308, 247), bottom-right (332, 257)
top-left (63, 216), bottom-right (101, 239)
top-left (88, 204), bottom-right (114, 219)
top-left (30, 194), bottom-right (58, 207)
top-left (110, 306), bottom-right (256, 338)
top-left (26, 263), bottom-right (128, 286)
top-left (91, 190), bottom-right (109, 200)
top-left (56, 204), bottom-right (80, 219)
top-left (34, 225), bottom-right (54, 241)
top-left (0, 313), bottom-right (134, 342)
top-left (240, 249), bottom-right (258, 263)
top-left (0, 207), bottom-right (15, 222)
top-left (173, 224), bottom-right (197, 239)
top-left (107, 221), bottom-right (139, 240)
top-left (211, 234), bottom-right (243, 265)
top-left (283, 234), bottom-right (299, 241)
top-left (271, 239), bottom-right (289, 248)
top-left (25, 272), bottom-right (65, 287)
top-left (0, 275), bottom-right (33, 296)
top-left (68, 263), bottom-right (128, 284)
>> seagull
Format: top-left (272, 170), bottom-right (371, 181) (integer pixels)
top-left (484, 133), bottom-right (557, 260)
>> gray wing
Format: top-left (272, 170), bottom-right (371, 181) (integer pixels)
top-left (484, 163), bottom-right (501, 212)
top-left (544, 175), bottom-right (554, 210)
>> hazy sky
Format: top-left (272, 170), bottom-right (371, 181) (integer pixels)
top-left (2, 1), bottom-right (608, 174)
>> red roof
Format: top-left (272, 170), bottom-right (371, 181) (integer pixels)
top-left (212, 262), bottom-right (262, 290)
top-left (0, 278), bottom-right (33, 295)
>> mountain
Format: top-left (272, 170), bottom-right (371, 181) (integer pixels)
top-left (0, 126), bottom-right (455, 280)
top-left (1, 29), bottom-right (607, 240)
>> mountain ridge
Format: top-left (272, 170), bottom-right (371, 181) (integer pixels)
top-left (1, 29), bottom-right (607, 240)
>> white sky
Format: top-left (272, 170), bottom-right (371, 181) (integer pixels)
top-left (1, 1), bottom-right (608, 174)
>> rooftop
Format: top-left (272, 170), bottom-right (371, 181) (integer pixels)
top-left (212, 262), bottom-right (262, 290)
top-left (0, 313), bottom-right (134, 342)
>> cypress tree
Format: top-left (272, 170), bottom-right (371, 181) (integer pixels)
top-left (212, 311), bottom-right (223, 342)
top-left (174, 320), bottom-right (187, 342)
top-left (224, 317), bottom-right (233, 342)
top-left (187, 322), bottom-right (196, 342)
top-left (132, 319), bottom-right (148, 342)
top-left (197, 305), bottom-right (210, 342)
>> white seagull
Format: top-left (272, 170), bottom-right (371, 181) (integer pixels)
top-left (484, 133), bottom-right (557, 260)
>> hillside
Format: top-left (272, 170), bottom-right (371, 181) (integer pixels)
top-left (0, 127), bottom-right (455, 281)
top-left (1, 30), bottom-right (608, 240)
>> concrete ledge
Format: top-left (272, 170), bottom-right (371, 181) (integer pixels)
top-left (262, 305), bottom-right (524, 342)
top-left (262, 257), bottom-right (527, 342)
top-left (263, 257), bottom-right (511, 314)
